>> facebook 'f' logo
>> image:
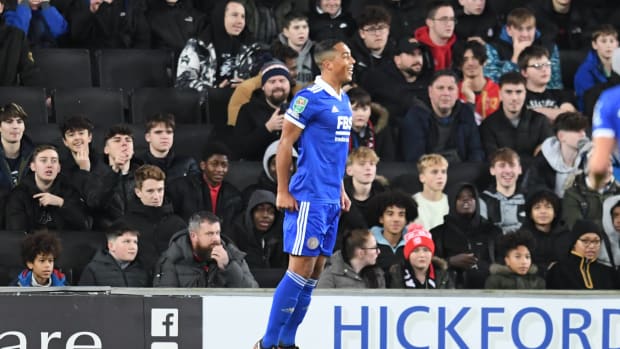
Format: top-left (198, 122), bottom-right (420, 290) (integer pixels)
top-left (151, 309), bottom-right (178, 337)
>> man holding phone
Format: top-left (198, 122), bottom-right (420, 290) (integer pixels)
top-left (233, 60), bottom-right (292, 160)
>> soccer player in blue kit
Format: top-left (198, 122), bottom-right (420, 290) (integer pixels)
top-left (254, 40), bottom-right (355, 349)
top-left (590, 86), bottom-right (620, 187)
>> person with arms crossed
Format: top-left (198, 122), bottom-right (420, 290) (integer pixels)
top-left (254, 39), bottom-right (355, 349)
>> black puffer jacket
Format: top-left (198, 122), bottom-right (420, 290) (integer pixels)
top-left (5, 173), bottom-right (91, 232)
top-left (153, 229), bottom-right (258, 288)
top-left (79, 249), bottom-right (150, 287)
top-left (137, 150), bottom-right (199, 183)
top-left (120, 200), bottom-right (187, 271)
top-left (166, 173), bottom-right (242, 229)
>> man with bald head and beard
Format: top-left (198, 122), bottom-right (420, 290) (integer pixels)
top-left (233, 60), bottom-right (292, 160)
top-left (153, 211), bottom-right (258, 287)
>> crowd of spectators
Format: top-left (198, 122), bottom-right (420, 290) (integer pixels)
top-left (2, 0), bottom-right (620, 289)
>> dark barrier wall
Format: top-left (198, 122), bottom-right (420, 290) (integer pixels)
top-left (0, 293), bottom-right (202, 348)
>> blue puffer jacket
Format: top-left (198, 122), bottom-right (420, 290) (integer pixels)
top-left (14, 269), bottom-right (66, 287)
top-left (484, 25), bottom-right (563, 90)
top-left (3, 3), bottom-right (68, 47)
top-left (574, 50), bottom-right (609, 111)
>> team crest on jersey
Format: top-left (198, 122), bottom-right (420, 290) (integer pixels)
top-left (306, 237), bottom-right (319, 250)
top-left (292, 97), bottom-right (308, 114)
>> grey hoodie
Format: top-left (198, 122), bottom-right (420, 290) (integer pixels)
top-left (600, 195), bottom-right (620, 267)
top-left (262, 140), bottom-right (299, 183)
top-left (278, 32), bottom-right (315, 85)
top-left (540, 136), bottom-right (591, 197)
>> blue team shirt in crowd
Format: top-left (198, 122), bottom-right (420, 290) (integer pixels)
top-left (593, 85), bottom-right (620, 142)
top-left (284, 76), bottom-right (352, 204)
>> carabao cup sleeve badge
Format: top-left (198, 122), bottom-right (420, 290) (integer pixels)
top-left (291, 97), bottom-right (308, 117)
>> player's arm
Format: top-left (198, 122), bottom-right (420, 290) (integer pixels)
top-left (590, 136), bottom-right (616, 188)
top-left (276, 119), bottom-right (302, 211)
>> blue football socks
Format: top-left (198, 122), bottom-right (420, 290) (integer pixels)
top-left (261, 270), bottom-right (307, 348)
top-left (278, 278), bottom-right (318, 347)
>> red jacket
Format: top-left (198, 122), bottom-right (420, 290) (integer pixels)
top-left (414, 26), bottom-right (456, 71)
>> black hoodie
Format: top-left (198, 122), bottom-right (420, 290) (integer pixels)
top-left (431, 182), bottom-right (502, 288)
top-left (546, 219), bottom-right (619, 289)
top-left (226, 189), bottom-right (287, 270)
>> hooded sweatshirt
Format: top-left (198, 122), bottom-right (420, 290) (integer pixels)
top-left (227, 189), bottom-right (287, 270)
top-left (414, 25), bottom-right (457, 71)
top-left (599, 195), bottom-right (620, 267)
top-left (278, 32), bottom-right (316, 86)
top-left (546, 219), bottom-right (619, 289)
top-left (431, 182), bottom-right (502, 288)
top-left (540, 136), bottom-right (590, 197)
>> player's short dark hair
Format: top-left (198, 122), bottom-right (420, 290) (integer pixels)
top-left (356, 5), bottom-right (391, 28)
top-left (553, 112), bottom-right (588, 134)
top-left (103, 124), bottom-right (133, 144)
top-left (518, 45), bottom-right (549, 71)
top-left (59, 115), bottom-right (94, 138)
top-left (499, 71), bottom-right (527, 87)
top-left (21, 231), bottom-right (62, 265)
top-left (0, 103), bottom-right (27, 123)
top-left (314, 39), bottom-right (343, 67)
top-left (201, 141), bottom-right (231, 161)
top-left (146, 113), bottom-right (176, 132)
top-left (347, 87), bottom-right (371, 107)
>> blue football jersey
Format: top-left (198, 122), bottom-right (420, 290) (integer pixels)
top-left (593, 86), bottom-right (620, 142)
top-left (284, 76), bottom-right (352, 203)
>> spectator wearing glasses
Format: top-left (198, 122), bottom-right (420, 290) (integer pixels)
top-left (348, 5), bottom-right (394, 85)
top-left (317, 228), bottom-right (386, 289)
top-left (483, 8), bottom-right (563, 89)
top-left (414, 1), bottom-right (457, 71)
top-left (519, 45), bottom-right (575, 123)
top-left (546, 219), bottom-right (619, 289)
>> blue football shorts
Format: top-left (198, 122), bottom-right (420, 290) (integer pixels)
top-left (282, 201), bottom-right (341, 257)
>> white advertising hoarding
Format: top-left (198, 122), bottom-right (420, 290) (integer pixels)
top-left (203, 292), bottom-right (620, 349)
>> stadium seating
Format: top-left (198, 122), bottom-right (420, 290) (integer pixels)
top-left (94, 49), bottom-right (175, 89)
top-left (52, 87), bottom-right (125, 126)
top-left (130, 87), bottom-right (203, 124)
top-left (0, 86), bottom-right (48, 123)
top-left (29, 48), bottom-right (93, 88)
